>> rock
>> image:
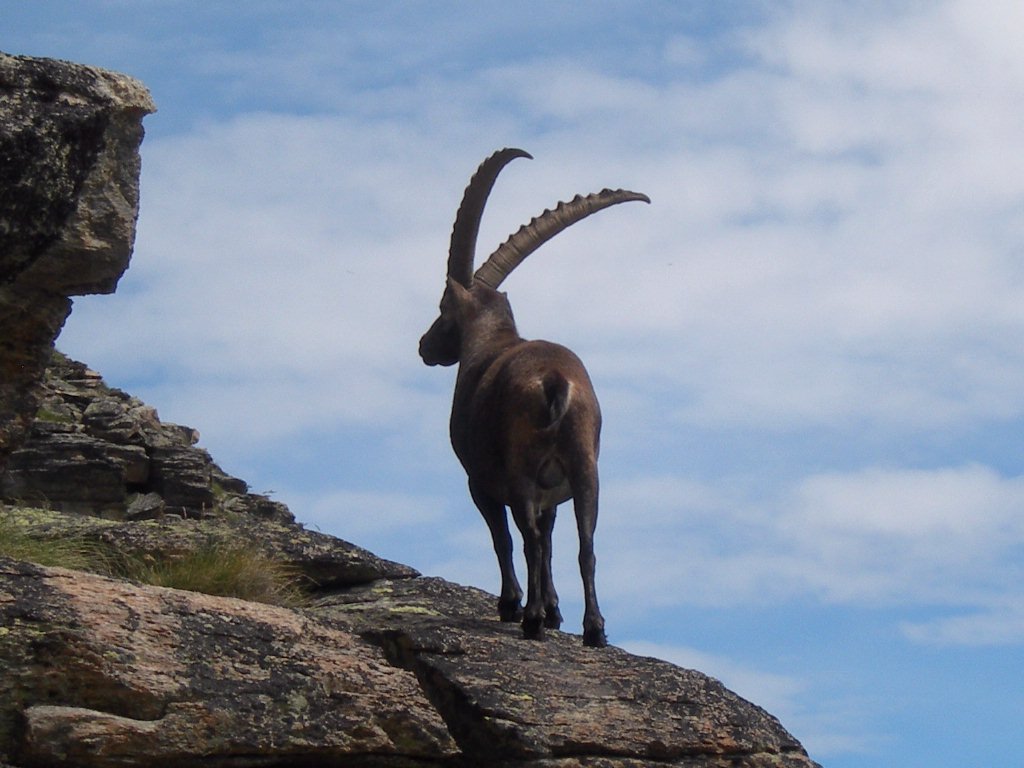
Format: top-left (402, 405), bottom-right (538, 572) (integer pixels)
top-left (1, 351), bottom-right (294, 523)
top-left (82, 398), bottom-right (150, 444)
top-left (0, 557), bottom-right (458, 767)
top-left (125, 491), bottom-right (165, 520)
top-left (147, 445), bottom-right (215, 512)
top-left (0, 431), bottom-right (148, 515)
top-left (0, 53), bottom-right (154, 288)
top-left (6, 507), bottom-right (418, 588)
top-left (0, 554), bottom-right (819, 768)
top-left (0, 51), bottom-right (154, 473)
top-left (318, 579), bottom-right (816, 767)
top-left (0, 291), bottom-right (72, 473)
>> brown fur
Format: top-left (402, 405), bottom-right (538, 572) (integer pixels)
top-left (418, 148), bottom-right (644, 647)
top-left (420, 279), bottom-right (607, 647)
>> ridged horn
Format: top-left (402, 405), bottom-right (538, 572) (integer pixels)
top-left (473, 188), bottom-right (651, 289)
top-left (447, 148), bottom-right (532, 286)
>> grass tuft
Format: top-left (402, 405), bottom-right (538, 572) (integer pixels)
top-left (0, 509), bottom-right (118, 573)
top-left (0, 508), bottom-right (309, 608)
top-left (125, 543), bottom-right (310, 608)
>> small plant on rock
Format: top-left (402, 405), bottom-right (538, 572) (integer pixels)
top-left (128, 542), bottom-right (310, 608)
top-left (0, 507), bottom-right (118, 573)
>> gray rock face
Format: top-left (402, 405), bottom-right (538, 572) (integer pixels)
top-left (0, 51), bottom-right (154, 290)
top-left (0, 51), bottom-right (154, 472)
top-left (1, 351), bottom-right (293, 522)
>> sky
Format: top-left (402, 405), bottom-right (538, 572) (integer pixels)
top-left (6, 2), bottom-right (1024, 764)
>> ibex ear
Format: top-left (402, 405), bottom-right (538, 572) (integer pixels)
top-left (446, 276), bottom-right (473, 305)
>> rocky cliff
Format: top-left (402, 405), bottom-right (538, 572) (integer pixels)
top-left (0, 51), bottom-right (155, 475)
top-left (0, 52), bottom-right (821, 767)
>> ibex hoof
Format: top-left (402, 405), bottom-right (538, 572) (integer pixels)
top-left (583, 627), bottom-right (608, 648)
top-left (544, 607), bottom-right (563, 629)
top-left (522, 616), bottom-right (545, 640)
top-left (498, 598), bottom-right (523, 622)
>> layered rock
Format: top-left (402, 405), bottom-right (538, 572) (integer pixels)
top-left (0, 51), bottom-right (154, 472)
top-left (1, 351), bottom-right (292, 522)
top-left (1, 539), bottom-right (819, 768)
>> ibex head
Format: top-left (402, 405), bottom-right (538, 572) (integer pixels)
top-left (418, 148), bottom-right (650, 367)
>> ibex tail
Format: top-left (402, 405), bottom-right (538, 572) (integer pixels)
top-left (542, 371), bottom-right (571, 429)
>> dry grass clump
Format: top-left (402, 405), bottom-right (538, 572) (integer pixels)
top-left (130, 543), bottom-right (309, 608)
top-left (0, 509), bottom-right (117, 573)
top-left (0, 508), bottom-right (308, 608)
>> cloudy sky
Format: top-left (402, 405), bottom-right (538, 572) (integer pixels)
top-left (8, 2), bottom-right (1024, 764)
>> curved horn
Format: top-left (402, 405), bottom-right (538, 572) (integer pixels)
top-left (473, 188), bottom-right (651, 289)
top-left (447, 148), bottom-right (532, 286)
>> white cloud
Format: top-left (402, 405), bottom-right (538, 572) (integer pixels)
top-left (781, 464), bottom-right (1024, 605)
top-left (901, 598), bottom-right (1024, 646)
top-left (286, 488), bottom-right (448, 538)
top-left (64, 0), bottom-right (1024, 444)
top-left (789, 465), bottom-right (1024, 541)
top-left (576, 465), bottom-right (1024, 634)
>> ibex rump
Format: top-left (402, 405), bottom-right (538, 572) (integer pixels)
top-left (419, 148), bottom-right (648, 647)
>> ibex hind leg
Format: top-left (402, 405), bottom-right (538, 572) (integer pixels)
top-left (471, 483), bottom-right (523, 622)
top-left (510, 498), bottom-right (548, 640)
top-left (539, 506), bottom-right (563, 629)
top-left (572, 465), bottom-right (607, 648)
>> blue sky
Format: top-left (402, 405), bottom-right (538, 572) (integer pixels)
top-left (7, 2), bottom-right (1024, 764)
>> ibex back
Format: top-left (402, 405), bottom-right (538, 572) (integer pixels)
top-left (419, 148), bottom-right (649, 647)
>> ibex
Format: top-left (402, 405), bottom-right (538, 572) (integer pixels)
top-left (419, 148), bottom-right (649, 647)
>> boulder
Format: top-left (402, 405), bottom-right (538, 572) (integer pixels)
top-left (0, 557), bottom-right (457, 767)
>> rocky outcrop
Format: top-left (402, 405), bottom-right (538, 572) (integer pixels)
top-left (0, 51), bottom-right (154, 473)
top-left (1, 557), bottom-right (458, 767)
top-left (1, 548), bottom-right (817, 768)
top-left (319, 578), bottom-right (812, 767)
top-left (1, 351), bottom-right (293, 523)
top-left (0, 52), bottom-right (822, 768)
top-left (0, 364), bottom-right (821, 768)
